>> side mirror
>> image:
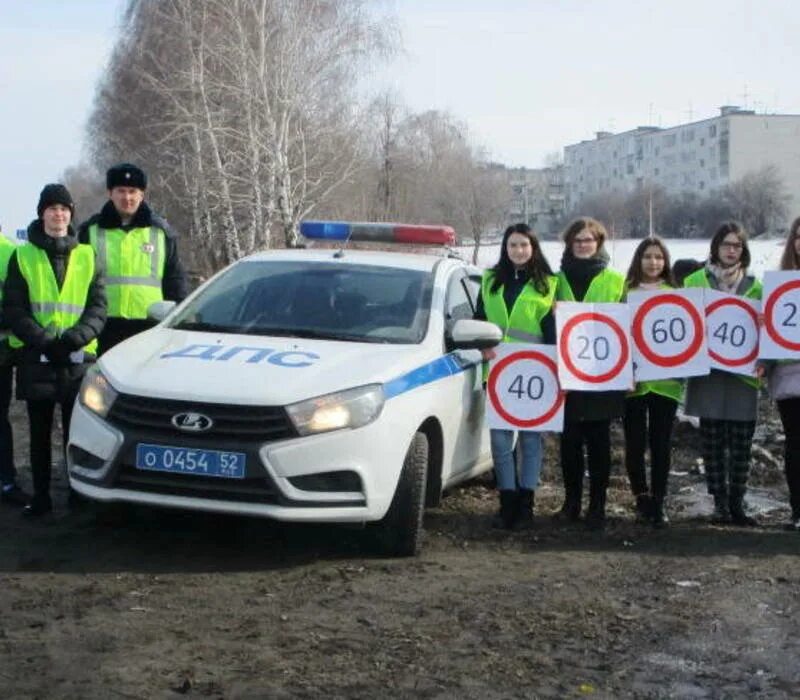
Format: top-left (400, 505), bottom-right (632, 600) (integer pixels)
top-left (448, 319), bottom-right (502, 350)
top-left (147, 300), bottom-right (177, 322)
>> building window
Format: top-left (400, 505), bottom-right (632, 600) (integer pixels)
top-left (709, 125), bottom-right (717, 137)
top-left (699, 181), bottom-right (705, 190)
top-left (654, 168), bottom-right (660, 175)
top-left (700, 159), bottom-right (705, 167)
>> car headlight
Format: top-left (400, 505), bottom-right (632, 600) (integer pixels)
top-left (286, 384), bottom-right (384, 436)
top-left (79, 365), bottom-right (118, 418)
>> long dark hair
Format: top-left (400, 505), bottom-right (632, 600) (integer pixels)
top-left (780, 216), bottom-right (800, 271)
top-left (626, 236), bottom-right (675, 288)
top-left (709, 221), bottom-right (751, 268)
top-left (489, 223), bottom-right (553, 295)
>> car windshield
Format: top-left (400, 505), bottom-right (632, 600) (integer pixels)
top-left (169, 260), bottom-right (434, 344)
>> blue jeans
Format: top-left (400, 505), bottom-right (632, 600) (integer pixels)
top-left (490, 429), bottom-right (543, 491)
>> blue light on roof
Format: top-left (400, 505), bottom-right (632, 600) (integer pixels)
top-left (299, 221), bottom-right (350, 240)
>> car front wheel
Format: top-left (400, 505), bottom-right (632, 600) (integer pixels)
top-left (369, 431), bottom-right (428, 557)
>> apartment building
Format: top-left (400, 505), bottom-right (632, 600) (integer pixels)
top-left (564, 106), bottom-right (800, 215)
top-left (506, 165), bottom-right (566, 237)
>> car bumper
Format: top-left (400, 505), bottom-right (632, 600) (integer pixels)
top-left (67, 399), bottom-right (410, 523)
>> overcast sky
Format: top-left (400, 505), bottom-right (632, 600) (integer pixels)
top-left (1, 0), bottom-right (798, 234)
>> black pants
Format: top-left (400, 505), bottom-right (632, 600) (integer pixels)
top-left (27, 395), bottom-right (75, 505)
top-left (699, 418), bottom-right (755, 499)
top-left (777, 397), bottom-right (800, 518)
top-left (0, 364), bottom-right (15, 486)
top-left (560, 420), bottom-right (611, 508)
top-left (623, 393), bottom-right (678, 504)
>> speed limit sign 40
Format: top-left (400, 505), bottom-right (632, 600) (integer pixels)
top-left (556, 302), bottom-right (633, 391)
top-left (761, 271), bottom-right (800, 359)
top-left (628, 288), bottom-right (708, 380)
top-left (704, 289), bottom-right (760, 375)
top-left (486, 344), bottom-right (564, 432)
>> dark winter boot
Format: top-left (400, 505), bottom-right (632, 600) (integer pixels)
top-left (651, 499), bottom-right (669, 529)
top-left (711, 493), bottom-right (730, 524)
top-left (516, 489), bottom-right (535, 528)
top-left (729, 495), bottom-right (757, 527)
top-left (634, 493), bottom-right (654, 522)
top-left (585, 490), bottom-right (607, 531)
top-left (491, 490), bottom-right (519, 530)
top-left (554, 497), bottom-right (581, 522)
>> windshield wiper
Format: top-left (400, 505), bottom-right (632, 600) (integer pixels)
top-left (172, 321), bottom-right (238, 333)
top-left (241, 327), bottom-right (388, 343)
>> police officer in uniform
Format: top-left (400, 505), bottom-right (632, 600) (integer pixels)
top-left (0, 233), bottom-right (29, 505)
top-left (79, 163), bottom-right (188, 354)
top-left (3, 184), bottom-right (106, 516)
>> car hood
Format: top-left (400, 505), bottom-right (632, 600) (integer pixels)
top-left (99, 329), bottom-right (437, 405)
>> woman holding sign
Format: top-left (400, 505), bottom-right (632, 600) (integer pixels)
top-left (556, 217), bottom-right (625, 530)
top-left (475, 223), bottom-right (558, 529)
top-left (623, 237), bottom-right (681, 528)
top-left (683, 222), bottom-right (762, 526)
top-left (765, 216), bottom-right (800, 531)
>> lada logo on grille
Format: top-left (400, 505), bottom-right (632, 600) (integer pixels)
top-left (172, 412), bottom-right (213, 432)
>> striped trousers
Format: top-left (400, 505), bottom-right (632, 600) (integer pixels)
top-left (699, 418), bottom-right (755, 498)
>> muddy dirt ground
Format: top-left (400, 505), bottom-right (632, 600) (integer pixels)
top-left (0, 398), bottom-right (798, 699)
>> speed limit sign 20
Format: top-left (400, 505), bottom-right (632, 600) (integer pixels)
top-left (761, 271), bottom-right (800, 359)
top-left (486, 344), bottom-right (564, 432)
top-left (556, 302), bottom-right (633, 391)
top-left (628, 288), bottom-right (708, 380)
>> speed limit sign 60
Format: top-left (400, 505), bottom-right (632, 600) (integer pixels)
top-left (628, 288), bottom-right (708, 380)
top-left (556, 302), bottom-right (633, 391)
top-left (486, 344), bottom-right (564, 432)
top-left (704, 289), bottom-right (760, 374)
top-left (761, 271), bottom-right (800, 359)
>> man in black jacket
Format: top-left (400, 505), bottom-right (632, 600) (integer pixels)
top-left (3, 184), bottom-right (106, 516)
top-left (78, 163), bottom-right (188, 354)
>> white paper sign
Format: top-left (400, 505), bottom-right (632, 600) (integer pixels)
top-left (628, 288), bottom-right (709, 381)
top-left (704, 289), bottom-right (760, 376)
top-left (556, 302), bottom-right (633, 391)
top-left (760, 271), bottom-right (800, 360)
top-left (486, 344), bottom-right (564, 432)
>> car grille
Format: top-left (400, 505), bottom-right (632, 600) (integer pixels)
top-left (108, 393), bottom-right (297, 442)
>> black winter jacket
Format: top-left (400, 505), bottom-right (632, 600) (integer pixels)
top-left (78, 200), bottom-right (188, 353)
top-left (3, 220), bottom-right (106, 402)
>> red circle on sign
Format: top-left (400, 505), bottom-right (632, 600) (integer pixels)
top-left (763, 279), bottom-right (800, 351)
top-left (706, 297), bottom-right (759, 366)
top-left (487, 350), bottom-right (565, 428)
top-left (631, 293), bottom-right (705, 367)
top-left (559, 312), bottom-right (630, 383)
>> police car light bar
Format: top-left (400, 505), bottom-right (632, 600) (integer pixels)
top-left (300, 220), bottom-right (456, 246)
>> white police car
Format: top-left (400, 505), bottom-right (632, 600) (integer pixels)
top-left (68, 221), bottom-right (501, 555)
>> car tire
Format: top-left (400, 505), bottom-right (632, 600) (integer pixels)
top-left (369, 431), bottom-right (428, 557)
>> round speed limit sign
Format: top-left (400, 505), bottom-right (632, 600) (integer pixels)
top-left (706, 296), bottom-right (760, 368)
top-left (631, 293), bottom-right (705, 368)
top-left (487, 350), bottom-right (564, 430)
top-left (559, 312), bottom-right (630, 386)
top-left (763, 278), bottom-right (800, 352)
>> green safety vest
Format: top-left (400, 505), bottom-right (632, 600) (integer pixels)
top-left (481, 272), bottom-right (557, 344)
top-left (9, 243), bottom-right (98, 354)
top-left (0, 237), bottom-right (16, 345)
top-left (89, 224), bottom-right (166, 319)
top-left (683, 268), bottom-right (762, 388)
top-left (624, 282), bottom-right (684, 403)
top-left (480, 272), bottom-right (557, 381)
top-left (556, 268), bottom-right (625, 303)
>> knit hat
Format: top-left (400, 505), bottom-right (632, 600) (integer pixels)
top-left (106, 162), bottom-right (147, 190)
top-left (37, 183), bottom-right (75, 218)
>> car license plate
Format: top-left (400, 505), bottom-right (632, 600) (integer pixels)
top-left (135, 443), bottom-right (246, 479)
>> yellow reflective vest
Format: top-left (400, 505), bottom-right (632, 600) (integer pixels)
top-left (89, 224), bottom-right (166, 319)
top-left (8, 243), bottom-right (98, 355)
top-left (0, 237), bottom-right (16, 344)
top-left (556, 268), bottom-right (625, 303)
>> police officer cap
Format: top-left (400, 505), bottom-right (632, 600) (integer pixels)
top-left (106, 162), bottom-right (147, 190)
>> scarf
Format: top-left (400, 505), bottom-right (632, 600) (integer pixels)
top-left (706, 261), bottom-right (743, 294)
top-left (559, 249), bottom-right (609, 301)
